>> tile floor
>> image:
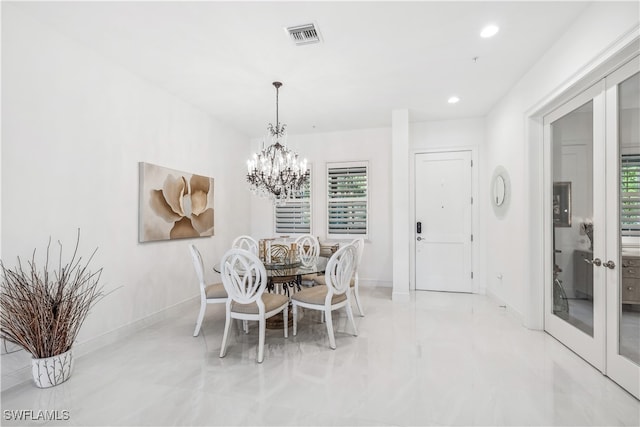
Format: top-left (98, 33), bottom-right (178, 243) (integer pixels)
top-left (1, 288), bottom-right (639, 426)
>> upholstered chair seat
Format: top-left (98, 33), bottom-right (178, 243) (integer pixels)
top-left (230, 293), bottom-right (289, 314)
top-left (204, 283), bottom-right (228, 299)
top-left (311, 275), bottom-right (355, 286)
top-left (290, 285), bottom-right (347, 305)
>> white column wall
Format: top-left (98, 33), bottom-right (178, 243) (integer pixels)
top-left (392, 110), bottom-right (410, 301)
top-left (1, 5), bottom-right (251, 388)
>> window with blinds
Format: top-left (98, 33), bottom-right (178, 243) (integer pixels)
top-left (274, 170), bottom-right (311, 235)
top-left (622, 154), bottom-right (640, 237)
top-left (327, 162), bottom-right (368, 238)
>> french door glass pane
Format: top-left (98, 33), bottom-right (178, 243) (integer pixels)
top-left (618, 71), bottom-right (640, 365)
top-left (551, 100), bottom-right (594, 336)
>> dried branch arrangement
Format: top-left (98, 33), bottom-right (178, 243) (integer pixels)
top-left (0, 231), bottom-right (104, 359)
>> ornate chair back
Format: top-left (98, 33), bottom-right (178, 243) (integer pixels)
top-left (189, 244), bottom-right (207, 293)
top-left (219, 248), bottom-right (267, 306)
top-left (231, 235), bottom-right (259, 255)
top-left (295, 234), bottom-right (320, 266)
top-left (350, 237), bottom-right (365, 274)
top-left (324, 243), bottom-right (358, 296)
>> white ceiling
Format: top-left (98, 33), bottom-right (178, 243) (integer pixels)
top-left (9, 1), bottom-right (593, 138)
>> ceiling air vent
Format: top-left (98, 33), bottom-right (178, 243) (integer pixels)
top-left (286, 23), bottom-right (322, 46)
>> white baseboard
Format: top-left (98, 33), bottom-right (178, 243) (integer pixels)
top-left (392, 290), bottom-right (411, 302)
top-left (1, 296), bottom-right (198, 392)
top-left (360, 278), bottom-right (392, 288)
top-left (485, 289), bottom-right (526, 327)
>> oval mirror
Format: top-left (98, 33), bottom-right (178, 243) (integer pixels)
top-left (491, 166), bottom-right (510, 218)
top-left (493, 175), bottom-right (506, 206)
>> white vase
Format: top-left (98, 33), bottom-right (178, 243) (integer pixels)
top-left (31, 350), bottom-right (74, 388)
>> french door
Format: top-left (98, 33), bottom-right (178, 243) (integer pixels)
top-left (604, 59), bottom-right (640, 398)
top-left (544, 56), bottom-right (640, 399)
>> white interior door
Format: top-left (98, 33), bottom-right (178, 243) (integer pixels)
top-left (415, 151), bottom-right (472, 292)
top-left (604, 58), bottom-right (640, 399)
top-left (544, 81), bottom-right (606, 371)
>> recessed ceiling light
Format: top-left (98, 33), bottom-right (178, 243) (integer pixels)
top-left (448, 96), bottom-right (460, 104)
top-left (480, 25), bottom-right (499, 38)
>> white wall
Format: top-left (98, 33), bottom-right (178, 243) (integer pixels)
top-left (250, 127), bottom-right (393, 287)
top-left (411, 118), bottom-right (485, 150)
top-left (1, 5), bottom-right (251, 388)
top-left (484, 1), bottom-right (639, 323)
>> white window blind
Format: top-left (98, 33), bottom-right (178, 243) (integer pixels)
top-left (274, 170), bottom-right (311, 235)
top-left (327, 162), bottom-right (368, 237)
top-left (622, 154), bottom-right (640, 237)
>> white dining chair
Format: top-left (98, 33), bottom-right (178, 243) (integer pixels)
top-left (348, 237), bottom-right (365, 316)
top-left (294, 234), bottom-right (320, 286)
top-left (231, 236), bottom-right (260, 334)
top-left (294, 234), bottom-right (320, 266)
top-left (313, 237), bottom-right (365, 316)
top-left (291, 243), bottom-right (358, 349)
top-left (189, 244), bottom-right (228, 337)
top-left (232, 235), bottom-right (259, 255)
top-left (219, 248), bottom-right (289, 363)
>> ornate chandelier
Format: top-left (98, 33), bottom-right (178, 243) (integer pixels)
top-left (246, 81), bottom-right (310, 203)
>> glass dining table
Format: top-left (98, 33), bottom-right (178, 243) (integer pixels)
top-left (213, 256), bottom-right (329, 296)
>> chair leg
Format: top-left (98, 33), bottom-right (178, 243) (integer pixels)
top-left (257, 317), bottom-right (266, 363)
top-left (346, 301), bottom-right (359, 336)
top-left (292, 304), bottom-right (298, 336)
top-left (325, 308), bottom-right (336, 350)
top-left (353, 286), bottom-right (365, 317)
top-left (219, 310), bottom-right (232, 358)
top-left (283, 305), bottom-right (288, 338)
top-left (193, 300), bottom-right (206, 337)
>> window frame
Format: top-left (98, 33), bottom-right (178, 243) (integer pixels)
top-left (326, 161), bottom-right (369, 240)
top-left (273, 164), bottom-right (312, 236)
top-left (621, 153), bottom-right (640, 238)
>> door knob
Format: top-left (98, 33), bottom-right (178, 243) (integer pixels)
top-left (584, 258), bottom-right (602, 266)
top-left (604, 260), bottom-right (616, 269)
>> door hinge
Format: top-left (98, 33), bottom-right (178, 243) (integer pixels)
top-left (471, 234), bottom-right (474, 242)
top-left (471, 196), bottom-right (473, 205)
top-left (471, 272), bottom-right (474, 279)
top-left (471, 159), bottom-right (473, 167)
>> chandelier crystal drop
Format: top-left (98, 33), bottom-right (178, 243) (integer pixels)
top-left (246, 81), bottom-right (310, 204)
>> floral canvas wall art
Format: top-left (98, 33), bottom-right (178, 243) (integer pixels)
top-left (139, 162), bottom-right (214, 242)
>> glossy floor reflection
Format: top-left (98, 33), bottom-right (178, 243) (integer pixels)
top-left (2, 288), bottom-right (639, 426)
